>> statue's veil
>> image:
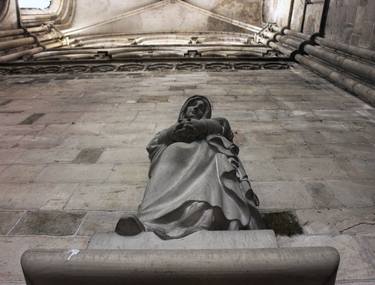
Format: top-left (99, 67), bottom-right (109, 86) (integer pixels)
top-left (178, 95), bottom-right (212, 122)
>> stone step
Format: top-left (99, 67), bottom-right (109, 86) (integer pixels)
top-left (88, 230), bottom-right (277, 250)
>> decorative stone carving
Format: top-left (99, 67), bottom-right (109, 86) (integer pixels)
top-left (12, 67), bottom-right (36, 74)
top-left (175, 63), bottom-right (203, 71)
top-left (0, 68), bottom-right (9, 75)
top-left (205, 63), bottom-right (232, 72)
top-left (37, 66), bottom-right (61, 73)
top-left (0, 61), bottom-right (290, 75)
top-left (146, 63), bottom-right (174, 71)
top-left (90, 65), bottom-right (116, 72)
top-left (117, 63), bottom-right (145, 72)
top-left (234, 63), bottom-right (261, 70)
top-left (116, 95), bottom-right (264, 240)
top-left (263, 63), bottom-right (290, 70)
top-left (62, 65), bottom-right (89, 73)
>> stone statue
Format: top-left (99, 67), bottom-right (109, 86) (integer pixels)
top-left (116, 95), bottom-right (264, 239)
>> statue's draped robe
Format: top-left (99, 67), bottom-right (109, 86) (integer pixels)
top-left (138, 119), bottom-right (262, 239)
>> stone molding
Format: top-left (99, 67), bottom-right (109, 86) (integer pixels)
top-left (0, 61), bottom-right (291, 75)
top-left (20, 0), bottom-right (75, 29)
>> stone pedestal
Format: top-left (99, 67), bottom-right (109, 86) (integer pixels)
top-left (88, 230), bottom-right (278, 250)
top-left (21, 246), bottom-right (340, 285)
top-left (20, 230), bottom-right (340, 285)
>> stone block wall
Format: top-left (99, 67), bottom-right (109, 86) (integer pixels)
top-left (263, 0), bottom-right (375, 49)
top-left (263, 0), bottom-right (324, 33)
top-left (0, 65), bottom-right (374, 284)
top-left (262, 0), bottom-right (292, 28)
top-left (325, 0), bottom-right (375, 50)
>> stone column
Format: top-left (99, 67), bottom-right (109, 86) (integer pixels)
top-left (256, 24), bottom-right (375, 106)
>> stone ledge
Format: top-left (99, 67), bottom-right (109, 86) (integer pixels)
top-left (21, 247), bottom-right (340, 285)
top-left (88, 230), bottom-right (277, 250)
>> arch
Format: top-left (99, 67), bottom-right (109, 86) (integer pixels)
top-left (18, 0), bottom-right (51, 9)
top-left (19, 0), bottom-right (75, 28)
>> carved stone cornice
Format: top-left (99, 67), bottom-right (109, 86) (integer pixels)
top-left (0, 59), bottom-right (291, 75)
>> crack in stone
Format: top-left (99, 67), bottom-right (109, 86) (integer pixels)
top-left (340, 222), bottom-right (375, 233)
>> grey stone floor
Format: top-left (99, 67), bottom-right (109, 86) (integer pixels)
top-left (0, 64), bottom-right (374, 284)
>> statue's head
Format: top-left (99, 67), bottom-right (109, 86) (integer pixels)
top-left (178, 95), bottom-right (212, 122)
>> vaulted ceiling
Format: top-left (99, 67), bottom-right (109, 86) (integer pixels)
top-left (64, 0), bottom-right (263, 36)
top-left (1, 0), bottom-right (276, 62)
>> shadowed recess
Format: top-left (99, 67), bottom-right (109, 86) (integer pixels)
top-left (0, 99), bottom-right (12, 106)
top-left (263, 211), bottom-right (303, 237)
top-left (73, 148), bottom-right (105, 164)
top-left (19, 113), bottom-right (45, 125)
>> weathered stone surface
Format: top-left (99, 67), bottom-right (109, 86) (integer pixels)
top-left (10, 211), bottom-right (86, 236)
top-left (273, 158), bottom-right (348, 180)
top-left (316, 180), bottom-right (375, 208)
top-left (304, 180), bottom-right (343, 209)
top-left (0, 211), bottom-right (24, 235)
top-left (0, 183), bottom-right (78, 210)
top-left (78, 111), bottom-right (137, 123)
top-left (15, 148), bottom-right (78, 164)
top-left (325, 0), bottom-right (375, 49)
top-left (0, 65), bottom-right (374, 284)
top-left (106, 164), bottom-right (149, 185)
top-left (243, 161), bottom-right (282, 182)
top-left (77, 211), bottom-right (128, 236)
top-left (21, 247), bottom-right (340, 285)
top-left (16, 134), bottom-right (64, 149)
top-left (0, 149), bottom-right (24, 164)
top-left (89, 230), bottom-right (277, 250)
top-left (336, 281), bottom-right (375, 285)
top-left (278, 234), bottom-right (375, 281)
top-left (0, 165), bottom-right (47, 183)
top-left (35, 112), bottom-right (83, 125)
top-left (98, 148), bottom-right (148, 164)
top-left (101, 122), bottom-right (156, 135)
top-left (19, 113), bottom-right (45, 125)
top-left (36, 164), bottom-right (113, 183)
top-left (65, 184), bottom-right (143, 211)
top-left (254, 181), bottom-right (315, 210)
top-left (72, 148), bottom-right (104, 164)
top-left (0, 236), bottom-right (89, 283)
top-left (296, 208), bottom-right (375, 235)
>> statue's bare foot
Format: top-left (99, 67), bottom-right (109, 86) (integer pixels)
top-left (115, 215), bottom-right (145, 236)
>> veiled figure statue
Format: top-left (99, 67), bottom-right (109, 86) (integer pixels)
top-left (116, 95), bottom-right (264, 239)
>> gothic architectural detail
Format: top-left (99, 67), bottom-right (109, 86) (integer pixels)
top-left (0, 61), bottom-right (291, 75)
top-left (205, 62), bottom-right (232, 72)
top-left (20, 0), bottom-right (75, 29)
top-left (175, 63), bottom-right (203, 71)
top-left (256, 25), bottom-right (375, 106)
top-left (146, 63), bottom-right (174, 71)
top-left (90, 65), bottom-right (116, 73)
top-left (0, 2), bottom-right (374, 285)
top-left (61, 65), bottom-right (88, 73)
top-left (117, 63), bottom-right (145, 72)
